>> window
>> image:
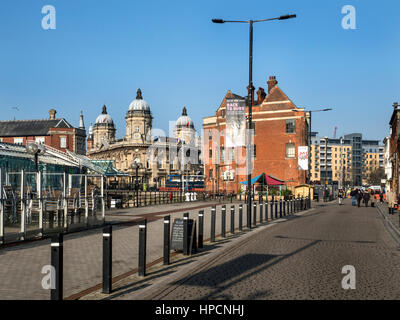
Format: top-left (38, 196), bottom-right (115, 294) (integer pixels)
top-left (209, 169), bottom-right (213, 180)
top-left (60, 137), bottom-right (67, 148)
top-left (221, 109), bottom-right (226, 118)
top-left (286, 119), bottom-right (295, 133)
top-left (35, 137), bottom-right (45, 144)
top-left (208, 130), bottom-right (212, 140)
top-left (135, 126), bottom-right (140, 133)
top-left (286, 143), bottom-right (295, 158)
top-left (220, 146), bottom-right (225, 162)
top-left (14, 138), bottom-right (23, 145)
top-left (209, 149), bottom-right (212, 158)
top-left (229, 148), bottom-right (234, 161)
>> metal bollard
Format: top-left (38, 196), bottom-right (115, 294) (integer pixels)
top-left (102, 225), bottom-right (112, 294)
top-left (247, 202), bottom-right (251, 229)
top-left (230, 205), bottom-right (235, 234)
top-left (50, 233), bottom-right (63, 300)
top-left (265, 201), bottom-right (268, 222)
top-left (270, 201), bottom-right (273, 220)
top-left (282, 200), bottom-right (286, 216)
top-left (211, 206), bottom-right (216, 242)
top-left (239, 204), bottom-right (243, 231)
top-left (198, 210), bottom-right (204, 248)
top-left (183, 213), bottom-right (189, 255)
top-left (163, 216), bottom-right (170, 265)
top-left (221, 205), bottom-right (226, 238)
top-left (275, 200), bottom-right (278, 219)
top-left (253, 203), bottom-right (257, 227)
top-left (279, 200), bottom-right (282, 218)
top-left (138, 219), bottom-right (147, 277)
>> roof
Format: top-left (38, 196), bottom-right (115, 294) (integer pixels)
top-left (0, 119), bottom-right (72, 137)
top-left (240, 173), bottom-right (285, 186)
top-left (90, 160), bottom-right (128, 177)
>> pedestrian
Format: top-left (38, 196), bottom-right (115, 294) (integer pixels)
top-left (356, 189), bottom-right (362, 207)
top-left (350, 188), bottom-right (357, 206)
top-left (387, 191), bottom-right (394, 215)
top-left (379, 191), bottom-right (384, 203)
top-left (363, 190), bottom-right (370, 207)
top-left (370, 189), bottom-right (375, 207)
top-left (338, 188), bottom-right (344, 205)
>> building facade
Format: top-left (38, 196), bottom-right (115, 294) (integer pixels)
top-left (202, 76), bottom-right (308, 194)
top-left (388, 102), bottom-right (400, 197)
top-left (0, 109), bottom-right (86, 155)
top-left (87, 89), bottom-right (202, 189)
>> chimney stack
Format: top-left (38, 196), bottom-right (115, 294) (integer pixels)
top-left (49, 109), bottom-right (57, 120)
top-left (267, 76), bottom-right (278, 93)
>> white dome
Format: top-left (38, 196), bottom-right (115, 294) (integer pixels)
top-left (129, 88), bottom-right (150, 112)
top-left (95, 105), bottom-right (114, 125)
top-left (175, 107), bottom-right (194, 129)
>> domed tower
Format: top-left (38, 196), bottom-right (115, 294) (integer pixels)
top-left (87, 123), bottom-right (94, 151)
top-left (174, 106), bottom-right (195, 145)
top-left (93, 105), bottom-right (116, 149)
top-left (126, 88), bottom-right (153, 143)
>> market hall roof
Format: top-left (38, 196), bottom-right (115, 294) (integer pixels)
top-left (0, 118), bottom-right (73, 137)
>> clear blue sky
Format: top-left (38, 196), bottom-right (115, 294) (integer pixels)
top-left (0, 0), bottom-right (399, 142)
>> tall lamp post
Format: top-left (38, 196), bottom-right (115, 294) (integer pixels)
top-left (212, 13), bottom-right (296, 222)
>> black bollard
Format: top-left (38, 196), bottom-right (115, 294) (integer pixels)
top-left (183, 213), bottom-right (189, 255)
top-left (102, 225), bottom-right (112, 294)
top-left (270, 201), bottom-right (273, 220)
top-left (265, 201), bottom-right (268, 222)
top-left (50, 233), bottom-right (63, 300)
top-left (275, 200), bottom-right (278, 219)
top-left (253, 203), bottom-right (257, 227)
top-left (239, 204), bottom-right (243, 231)
top-left (247, 201), bottom-right (251, 229)
top-left (211, 206), bottom-right (216, 242)
top-left (282, 200), bottom-right (286, 216)
top-left (221, 205), bottom-right (226, 238)
top-left (260, 203), bottom-right (263, 223)
top-left (163, 216), bottom-right (170, 265)
top-left (138, 219), bottom-right (147, 277)
top-left (198, 210), bottom-right (204, 248)
top-left (230, 205), bottom-right (235, 235)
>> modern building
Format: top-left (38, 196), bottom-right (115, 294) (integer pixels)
top-left (0, 109), bottom-right (86, 155)
top-left (361, 140), bottom-right (384, 185)
top-left (87, 89), bottom-right (202, 189)
top-left (202, 76), bottom-right (308, 194)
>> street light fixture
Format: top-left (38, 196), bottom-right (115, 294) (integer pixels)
top-left (26, 142), bottom-right (44, 172)
top-left (212, 13), bottom-right (296, 223)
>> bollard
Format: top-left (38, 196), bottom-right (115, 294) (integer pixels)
top-left (198, 211), bottom-right (204, 248)
top-left (282, 200), bottom-right (286, 216)
top-left (270, 201), bottom-right (273, 220)
top-left (138, 219), bottom-right (147, 277)
top-left (102, 225), bottom-right (112, 294)
top-left (239, 204), bottom-right (243, 231)
top-left (259, 203), bottom-right (263, 223)
top-left (183, 213), bottom-right (189, 255)
top-left (163, 216), bottom-right (170, 265)
top-left (247, 202), bottom-right (251, 230)
top-left (50, 233), bottom-right (63, 300)
top-left (221, 205), bottom-right (226, 238)
top-left (265, 201), bottom-right (268, 222)
top-left (253, 203), bottom-right (257, 227)
top-left (211, 206), bottom-right (216, 242)
top-left (230, 205), bottom-right (235, 235)
top-left (275, 200), bottom-right (278, 219)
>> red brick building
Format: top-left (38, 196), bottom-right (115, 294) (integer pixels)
top-left (203, 76), bottom-right (308, 194)
top-left (388, 102), bottom-right (400, 197)
top-left (0, 109), bottom-right (86, 155)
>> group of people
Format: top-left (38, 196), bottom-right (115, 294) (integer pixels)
top-left (349, 188), bottom-right (382, 207)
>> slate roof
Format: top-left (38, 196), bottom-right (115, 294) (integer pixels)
top-left (0, 119), bottom-right (72, 137)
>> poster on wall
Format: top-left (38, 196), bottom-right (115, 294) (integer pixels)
top-left (298, 146), bottom-right (309, 170)
top-left (225, 98), bottom-right (246, 148)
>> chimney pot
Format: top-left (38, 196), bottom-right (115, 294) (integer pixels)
top-left (49, 109), bottom-right (57, 120)
top-left (267, 76), bottom-right (278, 93)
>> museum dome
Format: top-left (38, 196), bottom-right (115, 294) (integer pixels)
top-left (128, 88), bottom-right (150, 112)
top-left (175, 107), bottom-right (194, 129)
top-left (95, 105), bottom-right (114, 125)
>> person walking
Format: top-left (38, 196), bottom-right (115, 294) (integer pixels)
top-left (350, 188), bottom-right (357, 206)
top-left (363, 190), bottom-right (370, 207)
top-left (379, 191), bottom-right (384, 203)
top-left (338, 188), bottom-right (344, 205)
top-left (387, 191), bottom-right (395, 215)
top-left (356, 189), bottom-right (362, 207)
top-left (370, 189), bottom-right (375, 207)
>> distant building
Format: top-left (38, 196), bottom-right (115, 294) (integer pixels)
top-left (87, 89), bottom-right (202, 189)
top-left (0, 109), bottom-right (86, 155)
top-left (388, 102), bottom-right (400, 197)
top-left (202, 76), bottom-right (308, 194)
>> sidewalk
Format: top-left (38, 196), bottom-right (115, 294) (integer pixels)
top-left (376, 201), bottom-right (400, 240)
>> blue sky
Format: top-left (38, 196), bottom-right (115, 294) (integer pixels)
top-left (0, 0), bottom-right (399, 141)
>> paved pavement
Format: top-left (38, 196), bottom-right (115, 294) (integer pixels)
top-left (0, 199), bottom-right (257, 299)
top-left (81, 198), bottom-right (400, 300)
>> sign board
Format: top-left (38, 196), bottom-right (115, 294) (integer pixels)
top-left (171, 218), bottom-right (197, 253)
top-left (225, 98), bottom-right (246, 148)
top-left (298, 146), bottom-right (309, 170)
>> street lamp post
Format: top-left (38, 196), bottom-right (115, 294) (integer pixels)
top-left (212, 13), bottom-right (296, 224)
top-left (132, 160), bottom-right (141, 207)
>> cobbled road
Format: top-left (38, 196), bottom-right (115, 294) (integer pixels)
top-left (156, 199), bottom-right (400, 300)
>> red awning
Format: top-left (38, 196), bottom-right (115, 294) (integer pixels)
top-left (265, 174), bottom-right (285, 186)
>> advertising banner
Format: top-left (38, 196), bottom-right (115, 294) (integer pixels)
top-left (226, 98), bottom-right (246, 148)
top-left (298, 146), bottom-right (309, 170)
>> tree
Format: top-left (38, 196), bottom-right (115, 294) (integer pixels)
top-left (366, 167), bottom-right (385, 185)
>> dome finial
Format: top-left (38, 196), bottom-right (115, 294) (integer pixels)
top-left (136, 88), bottom-right (143, 100)
top-left (182, 106), bottom-right (187, 116)
top-left (102, 105), bottom-right (107, 114)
